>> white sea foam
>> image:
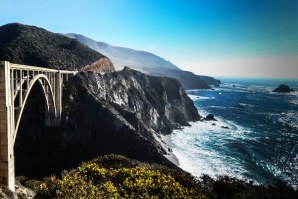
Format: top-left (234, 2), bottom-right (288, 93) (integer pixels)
top-left (289, 91), bottom-right (298, 105)
top-left (238, 103), bottom-right (255, 108)
top-left (197, 96), bottom-right (215, 100)
top-left (268, 111), bottom-right (298, 130)
top-left (172, 116), bottom-right (256, 182)
top-left (291, 99), bottom-right (298, 105)
top-left (187, 94), bottom-right (215, 100)
top-left (209, 106), bottom-right (227, 109)
top-left (278, 111), bottom-right (298, 130)
top-left (183, 81), bottom-right (298, 187)
top-left (270, 156), bottom-right (298, 189)
top-left (222, 83), bottom-right (276, 94)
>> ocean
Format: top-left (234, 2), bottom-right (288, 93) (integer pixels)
top-left (172, 78), bottom-right (298, 188)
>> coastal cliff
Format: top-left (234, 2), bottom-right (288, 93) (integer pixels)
top-left (61, 67), bottom-right (200, 163)
top-left (71, 66), bottom-right (200, 132)
top-left (15, 67), bottom-right (200, 177)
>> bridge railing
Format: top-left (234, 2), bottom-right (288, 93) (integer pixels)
top-left (8, 62), bottom-right (77, 126)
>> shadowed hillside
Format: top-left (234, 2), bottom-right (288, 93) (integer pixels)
top-left (0, 23), bottom-right (114, 72)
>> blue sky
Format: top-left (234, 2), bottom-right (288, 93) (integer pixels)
top-left (1, 0), bottom-right (298, 78)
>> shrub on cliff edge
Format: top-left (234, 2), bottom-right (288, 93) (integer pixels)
top-left (25, 154), bottom-right (297, 199)
top-left (34, 155), bottom-right (205, 199)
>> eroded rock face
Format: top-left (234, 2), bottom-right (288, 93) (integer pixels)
top-left (80, 58), bottom-right (115, 73)
top-left (74, 67), bottom-right (200, 133)
top-left (61, 67), bottom-right (200, 165)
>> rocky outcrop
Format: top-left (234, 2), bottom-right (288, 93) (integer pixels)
top-left (272, 84), bottom-right (295, 93)
top-left (204, 114), bottom-right (217, 121)
top-left (14, 67), bottom-right (200, 178)
top-left (145, 68), bottom-right (220, 89)
top-left (0, 179), bottom-right (35, 199)
top-left (80, 58), bottom-right (115, 73)
top-left (73, 67), bottom-right (201, 132)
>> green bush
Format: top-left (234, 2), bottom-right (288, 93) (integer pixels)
top-left (34, 155), bottom-right (206, 199)
top-left (31, 154), bottom-right (297, 199)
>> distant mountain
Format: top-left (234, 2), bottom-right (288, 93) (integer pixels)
top-left (66, 33), bottom-right (221, 89)
top-left (66, 33), bottom-right (180, 71)
top-left (0, 23), bottom-right (114, 72)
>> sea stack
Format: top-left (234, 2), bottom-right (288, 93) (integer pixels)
top-left (272, 84), bottom-right (295, 93)
top-left (204, 114), bottom-right (217, 121)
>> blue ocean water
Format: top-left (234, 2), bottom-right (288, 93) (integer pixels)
top-left (172, 78), bottom-right (298, 188)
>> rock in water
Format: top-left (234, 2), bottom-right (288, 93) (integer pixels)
top-left (272, 84), bottom-right (295, 93)
top-left (205, 114), bottom-right (217, 121)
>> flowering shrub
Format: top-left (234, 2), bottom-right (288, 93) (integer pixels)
top-left (30, 154), bottom-right (297, 199)
top-left (34, 155), bottom-right (205, 198)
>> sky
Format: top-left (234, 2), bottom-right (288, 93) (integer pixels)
top-left (1, 0), bottom-right (298, 78)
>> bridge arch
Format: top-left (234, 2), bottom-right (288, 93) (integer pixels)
top-left (13, 74), bottom-right (57, 144)
top-left (0, 61), bottom-right (77, 191)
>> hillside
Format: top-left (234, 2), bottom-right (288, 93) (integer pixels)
top-left (0, 23), bottom-right (114, 72)
top-left (66, 33), bottom-right (180, 71)
top-left (66, 33), bottom-right (221, 89)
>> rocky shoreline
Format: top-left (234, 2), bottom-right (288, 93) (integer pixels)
top-left (154, 133), bottom-right (179, 166)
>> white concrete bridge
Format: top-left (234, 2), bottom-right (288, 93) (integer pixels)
top-left (0, 61), bottom-right (77, 191)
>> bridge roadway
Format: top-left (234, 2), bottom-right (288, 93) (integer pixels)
top-left (0, 61), bottom-right (77, 191)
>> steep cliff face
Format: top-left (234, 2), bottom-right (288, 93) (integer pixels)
top-left (61, 67), bottom-right (201, 161)
top-left (63, 67), bottom-right (200, 165)
top-left (71, 67), bottom-right (200, 133)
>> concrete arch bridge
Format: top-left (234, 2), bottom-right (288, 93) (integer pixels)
top-left (0, 61), bottom-right (76, 191)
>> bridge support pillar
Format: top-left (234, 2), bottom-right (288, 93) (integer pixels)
top-left (0, 61), bottom-right (15, 191)
top-left (55, 71), bottom-right (62, 122)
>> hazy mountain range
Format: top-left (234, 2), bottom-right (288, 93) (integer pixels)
top-left (66, 33), bottom-right (180, 71)
top-left (66, 33), bottom-right (221, 89)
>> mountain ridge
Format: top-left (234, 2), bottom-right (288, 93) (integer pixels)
top-left (66, 33), bottom-right (180, 71)
top-left (0, 23), bottom-right (115, 72)
top-left (65, 33), bottom-right (221, 89)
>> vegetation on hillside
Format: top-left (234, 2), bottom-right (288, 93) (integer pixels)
top-left (0, 23), bottom-right (107, 70)
top-left (23, 154), bottom-right (297, 199)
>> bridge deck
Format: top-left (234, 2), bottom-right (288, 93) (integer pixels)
top-left (9, 63), bottom-right (77, 74)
